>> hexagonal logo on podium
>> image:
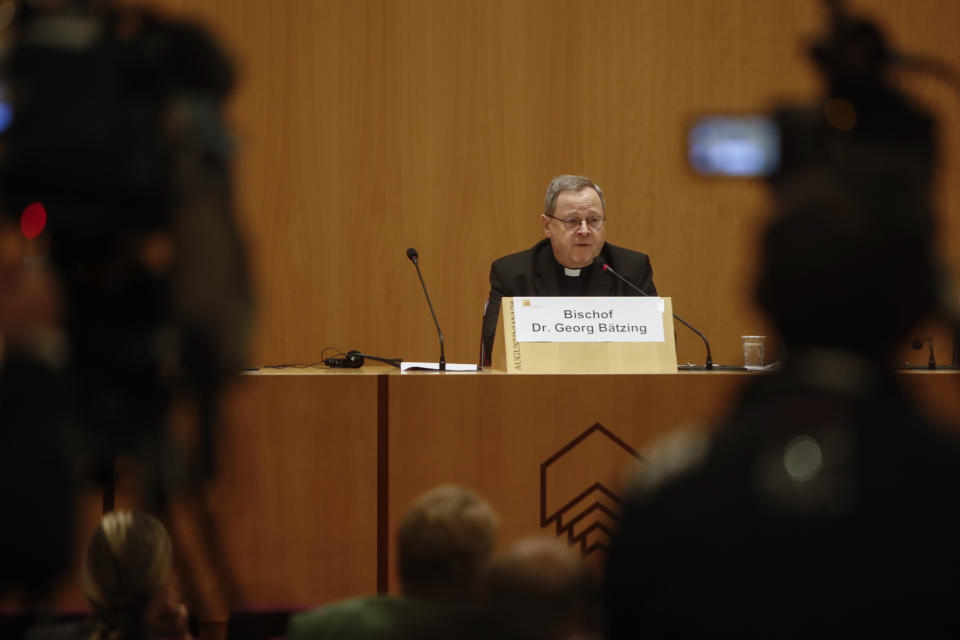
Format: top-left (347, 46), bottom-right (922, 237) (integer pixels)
top-left (540, 423), bottom-right (643, 556)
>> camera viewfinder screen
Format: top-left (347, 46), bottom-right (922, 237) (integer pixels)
top-left (688, 115), bottom-right (780, 177)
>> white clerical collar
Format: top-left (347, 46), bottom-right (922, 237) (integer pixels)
top-left (563, 267), bottom-right (582, 277)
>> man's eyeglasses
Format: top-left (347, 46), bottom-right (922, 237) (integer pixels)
top-left (546, 215), bottom-right (606, 231)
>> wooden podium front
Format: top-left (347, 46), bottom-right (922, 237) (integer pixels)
top-left (385, 370), bottom-right (745, 590)
top-left (155, 369), bottom-right (749, 613)
top-left (35, 368), bottom-right (960, 628)
top-left (111, 370), bottom-right (384, 624)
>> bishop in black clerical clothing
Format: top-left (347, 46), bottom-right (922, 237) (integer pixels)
top-left (481, 175), bottom-right (656, 364)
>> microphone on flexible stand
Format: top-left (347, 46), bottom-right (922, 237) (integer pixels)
top-left (406, 248), bottom-right (446, 371)
top-left (911, 336), bottom-right (936, 369)
top-left (596, 256), bottom-right (714, 370)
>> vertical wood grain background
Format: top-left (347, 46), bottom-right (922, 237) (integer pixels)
top-left (140, 0), bottom-right (960, 366)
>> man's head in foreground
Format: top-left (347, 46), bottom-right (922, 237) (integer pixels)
top-left (397, 484), bottom-right (499, 603)
top-left (481, 537), bottom-right (596, 640)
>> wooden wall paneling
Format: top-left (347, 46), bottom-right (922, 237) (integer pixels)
top-left (901, 372), bottom-right (960, 427)
top-left (393, 0), bottom-right (553, 367)
top-left (137, 0), bottom-right (405, 365)
top-left (135, 0), bottom-right (960, 370)
top-left (227, 1), bottom-right (404, 366)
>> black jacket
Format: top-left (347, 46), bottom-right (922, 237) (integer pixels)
top-left (481, 238), bottom-right (656, 363)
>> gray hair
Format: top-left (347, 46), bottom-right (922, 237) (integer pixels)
top-left (543, 175), bottom-right (606, 216)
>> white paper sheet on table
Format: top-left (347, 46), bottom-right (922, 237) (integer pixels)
top-left (400, 362), bottom-right (478, 372)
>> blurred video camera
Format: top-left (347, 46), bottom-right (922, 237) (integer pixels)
top-left (0, 0), bottom-right (252, 459)
top-left (0, 0), bottom-right (252, 594)
top-left (689, 0), bottom-right (938, 195)
top-left (689, 0), bottom-right (958, 360)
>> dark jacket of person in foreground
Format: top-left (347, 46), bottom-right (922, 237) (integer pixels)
top-left (605, 181), bottom-right (960, 637)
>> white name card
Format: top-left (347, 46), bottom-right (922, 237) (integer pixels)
top-left (512, 296), bottom-right (665, 343)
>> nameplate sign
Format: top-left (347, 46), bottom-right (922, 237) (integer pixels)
top-left (512, 297), bottom-right (665, 343)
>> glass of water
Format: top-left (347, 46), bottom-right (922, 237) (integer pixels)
top-left (742, 335), bottom-right (766, 369)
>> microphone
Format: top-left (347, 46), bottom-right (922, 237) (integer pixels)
top-left (911, 336), bottom-right (936, 369)
top-left (595, 256), bottom-right (654, 296)
top-left (406, 248), bottom-right (446, 371)
top-left (597, 257), bottom-right (714, 370)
